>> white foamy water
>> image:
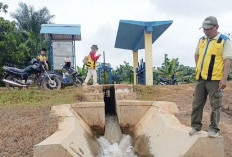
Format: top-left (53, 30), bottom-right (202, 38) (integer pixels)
top-left (97, 115), bottom-right (137, 157)
top-left (97, 135), bottom-right (138, 157)
top-left (104, 115), bottom-right (123, 143)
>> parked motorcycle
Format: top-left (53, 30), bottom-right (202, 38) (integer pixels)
top-left (2, 59), bottom-right (61, 90)
top-left (159, 77), bottom-right (178, 85)
top-left (46, 63), bottom-right (84, 88)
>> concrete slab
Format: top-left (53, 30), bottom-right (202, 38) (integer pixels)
top-left (33, 104), bottom-right (100, 157)
top-left (134, 103), bottom-right (224, 157)
top-left (71, 102), bottom-right (105, 128)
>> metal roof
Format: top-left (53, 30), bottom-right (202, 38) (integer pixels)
top-left (115, 20), bottom-right (173, 51)
top-left (40, 24), bottom-right (81, 41)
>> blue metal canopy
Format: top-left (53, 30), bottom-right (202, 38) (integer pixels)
top-left (40, 24), bottom-right (81, 41)
top-left (115, 20), bottom-right (173, 51)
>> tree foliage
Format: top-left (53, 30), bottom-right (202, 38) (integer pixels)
top-left (114, 61), bottom-right (133, 84)
top-left (11, 2), bottom-right (54, 56)
top-left (0, 2), bottom-right (8, 13)
top-left (175, 65), bottom-right (195, 84)
top-left (154, 54), bottom-right (196, 85)
top-left (0, 17), bottom-right (31, 82)
top-left (11, 2), bottom-right (54, 36)
top-left (157, 54), bottom-right (178, 79)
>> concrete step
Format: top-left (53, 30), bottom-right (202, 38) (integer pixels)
top-left (83, 93), bottom-right (104, 102)
top-left (81, 85), bottom-right (103, 93)
top-left (115, 92), bottom-right (136, 100)
top-left (114, 84), bottom-right (134, 93)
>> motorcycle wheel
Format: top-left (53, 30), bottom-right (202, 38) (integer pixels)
top-left (73, 76), bottom-right (84, 86)
top-left (42, 76), bottom-right (61, 91)
top-left (5, 75), bottom-right (23, 91)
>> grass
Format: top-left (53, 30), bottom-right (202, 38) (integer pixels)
top-left (0, 86), bottom-right (84, 157)
top-left (0, 86), bottom-right (84, 107)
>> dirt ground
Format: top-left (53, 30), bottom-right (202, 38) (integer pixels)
top-left (135, 82), bottom-right (232, 157)
top-left (0, 86), bottom-right (85, 157)
top-left (0, 106), bottom-right (58, 157)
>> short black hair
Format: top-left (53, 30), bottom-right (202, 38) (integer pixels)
top-left (41, 48), bottom-right (47, 51)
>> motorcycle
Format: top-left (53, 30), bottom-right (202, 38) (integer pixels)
top-left (2, 59), bottom-right (61, 90)
top-left (159, 77), bottom-right (178, 85)
top-left (45, 63), bottom-right (84, 88)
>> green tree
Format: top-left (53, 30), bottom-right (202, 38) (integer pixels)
top-left (11, 2), bottom-right (54, 56)
top-left (153, 69), bottom-right (162, 85)
top-left (0, 17), bottom-right (31, 83)
top-left (0, 2), bottom-right (8, 13)
top-left (77, 65), bottom-right (87, 77)
top-left (114, 61), bottom-right (133, 84)
top-left (154, 54), bottom-right (196, 85)
top-left (11, 2), bottom-right (54, 36)
top-left (176, 65), bottom-right (195, 84)
top-left (157, 54), bottom-right (179, 79)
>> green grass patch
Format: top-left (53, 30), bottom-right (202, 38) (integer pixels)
top-left (0, 86), bottom-right (83, 107)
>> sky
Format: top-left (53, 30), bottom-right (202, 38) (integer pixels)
top-left (1, 0), bottom-right (232, 69)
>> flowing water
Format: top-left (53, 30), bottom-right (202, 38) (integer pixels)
top-left (97, 115), bottom-right (138, 157)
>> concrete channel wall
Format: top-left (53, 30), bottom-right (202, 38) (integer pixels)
top-left (33, 85), bottom-right (225, 157)
top-left (33, 104), bottom-right (101, 157)
top-left (118, 101), bottom-right (224, 157)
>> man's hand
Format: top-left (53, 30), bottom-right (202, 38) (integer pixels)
top-left (219, 79), bottom-right (227, 90)
top-left (219, 59), bottom-right (231, 90)
top-left (194, 54), bottom-right (199, 66)
top-left (98, 54), bottom-right (101, 57)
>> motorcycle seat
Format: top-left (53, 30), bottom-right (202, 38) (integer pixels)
top-left (160, 78), bottom-right (169, 82)
top-left (3, 66), bottom-right (28, 79)
top-left (9, 67), bottom-right (25, 73)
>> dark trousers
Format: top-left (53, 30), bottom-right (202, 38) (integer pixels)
top-left (191, 79), bottom-right (222, 132)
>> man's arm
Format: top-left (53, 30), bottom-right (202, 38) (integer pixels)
top-left (195, 53), bottom-right (199, 66)
top-left (219, 59), bottom-right (231, 90)
top-left (194, 40), bottom-right (200, 67)
top-left (90, 52), bottom-right (99, 61)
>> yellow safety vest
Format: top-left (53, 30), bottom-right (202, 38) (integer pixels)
top-left (37, 55), bottom-right (49, 70)
top-left (37, 55), bottom-right (47, 62)
top-left (86, 55), bottom-right (97, 69)
top-left (196, 34), bottom-right (228, 80)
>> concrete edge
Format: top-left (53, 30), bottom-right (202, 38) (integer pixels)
top-left (134, 105), bottom-right (224, 157)
top-left (33, 104), bottom-right (99, 157)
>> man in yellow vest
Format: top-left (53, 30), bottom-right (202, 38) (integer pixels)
top-left (189, 16), bottom-right (232, 137)
top-left (82, 45), bottom-right (101, 85)
top-left (37, 48), bottom-right (49, 70)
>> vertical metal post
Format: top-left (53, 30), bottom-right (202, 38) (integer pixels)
top-left (49, 34), bottom-right (53, 71)
top-left (98, 68), bottom-right (101, 84)
top-left (103, 51), bottom-right (106, 84)
top-left (72, 35), bottom-right (76, 69)
top-left (109, 68), bottom-right (112, 84)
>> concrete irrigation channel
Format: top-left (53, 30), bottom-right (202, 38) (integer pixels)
top-left (33, 85), bottom-right (224, 157)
